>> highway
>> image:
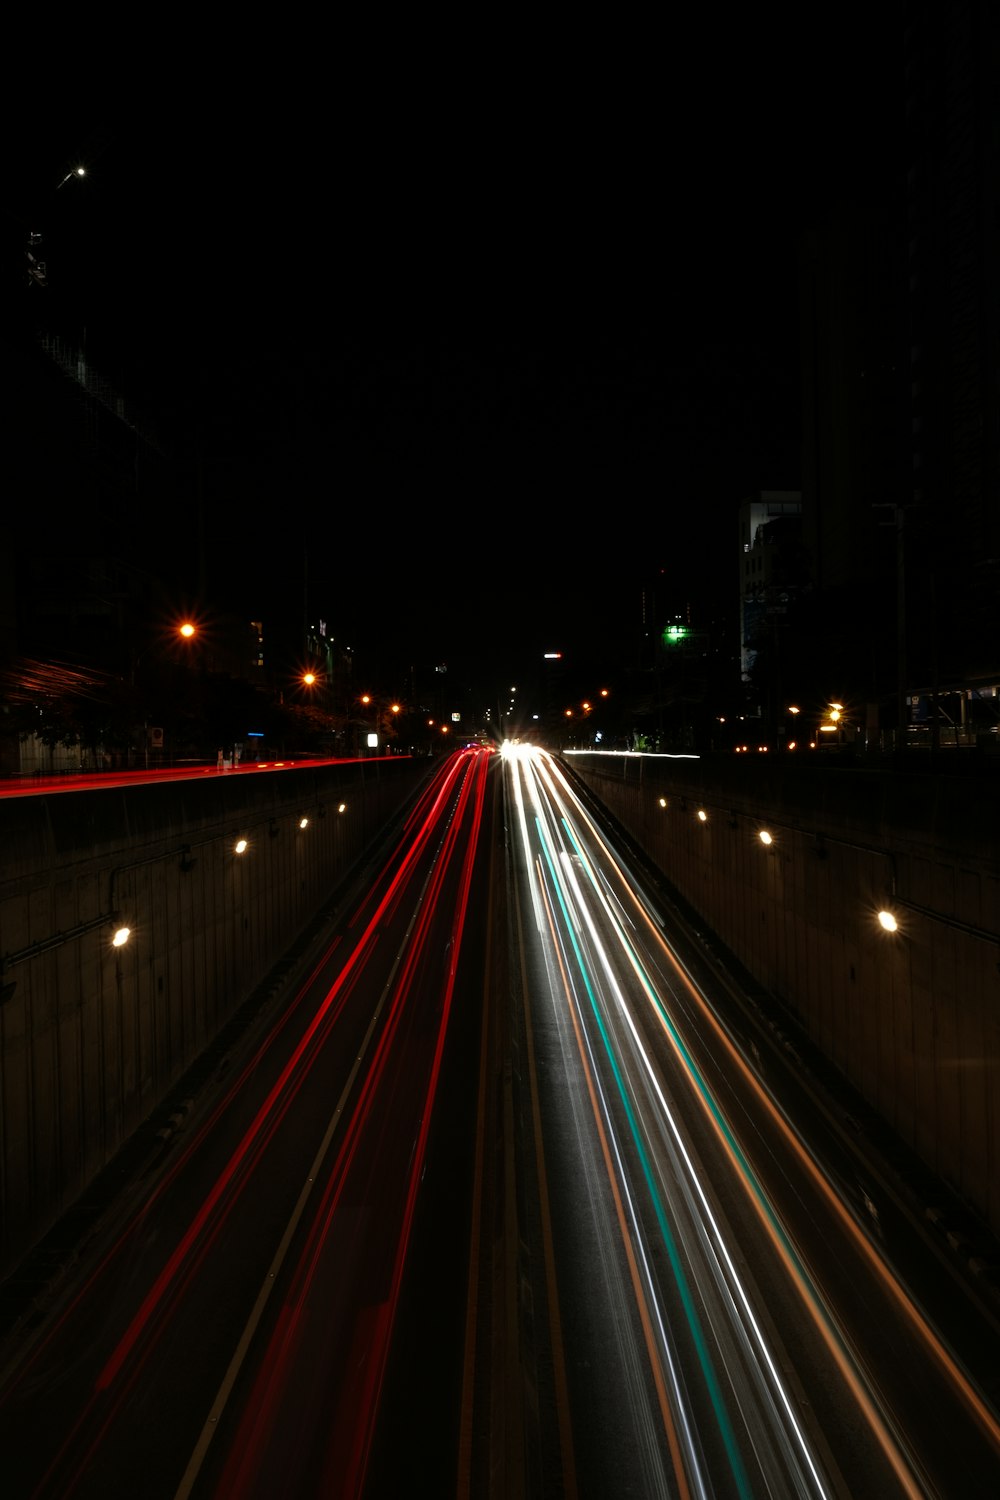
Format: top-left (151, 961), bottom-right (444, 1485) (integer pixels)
top-left (495, 744), bottom-right (1000, 1498)
top-left (0, 743), bottom-right (999, 1498)
top-left (0, 746), bottom-right (493, 1500)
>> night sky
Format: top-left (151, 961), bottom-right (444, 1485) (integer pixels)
top-left (10, 21), bottom-right (892, 696)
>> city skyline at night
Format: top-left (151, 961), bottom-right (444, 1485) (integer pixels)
top-left (6, 12), bottom-right (999, 746)
top-left (4, 20), bottom-right (1000, 1497)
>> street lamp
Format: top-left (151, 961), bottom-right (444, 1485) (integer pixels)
top-left (360, 694), bottom-right (378, 755)
top-left (131, 620), bottom-right (199, 769)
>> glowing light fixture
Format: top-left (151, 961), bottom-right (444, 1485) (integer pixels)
top-left (112, 925), bottom-right (131, 947)
top-left (877, 909), bottom-right (898, 932)
top-left (234, 838), bottom-right (248, 855)
top-left (758, 829), bottom-right (773, 846)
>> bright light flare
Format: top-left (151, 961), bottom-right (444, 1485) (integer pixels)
top-left (877, 909), bottom-right (898, 932)
top-left (112, 925), bottom-right (130, 947)
top-left (234, 838), bottom-right (248, 854)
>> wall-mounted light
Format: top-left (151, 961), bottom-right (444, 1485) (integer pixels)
top-left (338, 803), bottom-right (347, 814)
top-left (112, 925), bottom-right (131, 948)
top-left (696, 808), bottom-right (708, 823)
top-left (298, 815), bottom-right (309, 830)
top-left (658, 797), bottom-right (667, 809)
top-left (877, 909), bottom-right (899, 933)
top-left (758, 829), bottom-right (773, 846)
top-left (234, 838), bottom-right (248, 855)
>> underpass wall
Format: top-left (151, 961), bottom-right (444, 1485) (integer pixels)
top-left (563, 751), bottom-right (1000, 1242)
top-left (0, 758), bottom-right (434, 1279)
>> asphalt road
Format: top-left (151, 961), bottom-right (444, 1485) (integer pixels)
top-left (1, 744), bottom-right (999, 1499)
top-left (0, 746), bottom-right (494, 1500)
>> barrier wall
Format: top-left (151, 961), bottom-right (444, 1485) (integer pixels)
top-left (4, 751), bottom-right (997, 1282)
top-left (0, 758), bottom-right (434, 1278)
top-left (563, 752), bottom-right (1000, 1241)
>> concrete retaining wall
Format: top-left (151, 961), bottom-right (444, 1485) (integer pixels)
top-left (0, 758), bottom-right (434, 1277)
top-left (563, 751), bottom-right (1000, 1241)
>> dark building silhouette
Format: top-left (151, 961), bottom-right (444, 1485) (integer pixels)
top-left (795, 2), bottom-right (1000, 749)
top-left (900, 1), bottom-right (1000, 712)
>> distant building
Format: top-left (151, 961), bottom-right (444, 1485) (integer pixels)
top-left (738, 490), bottom-right (803, 686)
top-left (900, 1), bottom-right (1000, 703)
top-left (794, 2), bottom-right (1000, 744)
